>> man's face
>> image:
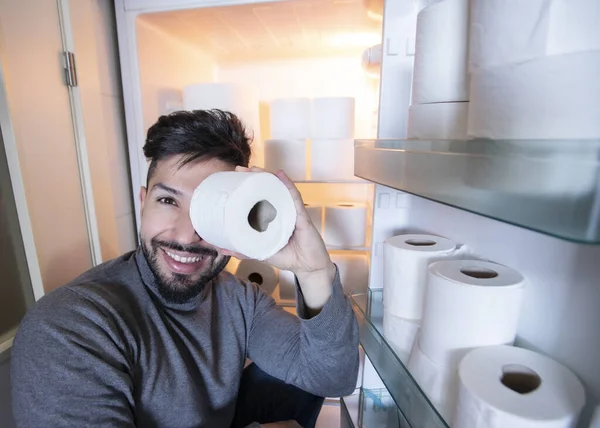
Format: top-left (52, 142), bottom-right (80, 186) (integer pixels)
top-left (139, 155), bottom-right (234, 303)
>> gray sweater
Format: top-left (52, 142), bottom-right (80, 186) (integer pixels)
top-left (11, 249), bottom-right (359, 427)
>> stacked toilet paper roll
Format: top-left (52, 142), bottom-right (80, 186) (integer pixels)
top-left (304, 203), bottom-right (323, 233)
top-left (412, 0), bottom-right (469, 104)
top-left (268, 97), bottom-right (356, 181)
top-left (407, 102), bottom-right (468, 139)
top-left (278, 269), bottom-right (296, 301)
top-left (467, 0), bottom-right (600, 139)
top-left (383, 234), bottom-right (458, 320)
top-left (323, 203), bottom-right (367, 248)
top-left (235, 260), bottom-right (279, 296)
top-left (310, 139), bottom-right (355, 180)
top-left (409, 0), bottom-right (470, 140)
top-left (264, 139), bottom-right (307, 181)
top-left (189, 172), bottom-right (297, 261)
top-left (469, 0), bottom-right (600, 72)
top-left (269, 98), bottom-right (311, 139)
top-left (409, 260), bottom-right (525, 420)
top-left (382, 312), bottom-right (421, 362)
top-left (382, 234), bottom-right (459, 360)
top-left (454, 346), bottom-right (586, 428)
top-left (330, 252), bottom-right (369, 295)
top-left (468, 51), bottom-right (600, 139)
top-left (311, 97), bottom-right (355, 139)
top-left (466, 0), bottom-right (600, 196)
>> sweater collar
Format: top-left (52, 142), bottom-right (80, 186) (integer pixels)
top-left (134, 247), bottom-right (211, 312)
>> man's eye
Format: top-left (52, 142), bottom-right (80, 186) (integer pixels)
top-left (158, 197), bottom-right (177, 206)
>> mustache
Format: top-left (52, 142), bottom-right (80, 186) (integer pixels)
top-left (151, 238), bottom-right (218, 258)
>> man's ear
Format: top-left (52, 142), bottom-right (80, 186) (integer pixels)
top-left (140, 186), bottom-right (147, 212)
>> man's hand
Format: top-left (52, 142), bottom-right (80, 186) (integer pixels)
top-left (219, 166), bottom-right (335, 313)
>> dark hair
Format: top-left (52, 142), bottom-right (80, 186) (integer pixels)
top-left (143, 109), bottom-right (252, 185)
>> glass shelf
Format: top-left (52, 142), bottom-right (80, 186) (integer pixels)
top-left (341, 391), bottom-right (360, 428)
top-left (342, 388), bottom-right (410, 428)
top-left (351, 290), bottom-right (450, 428)
top-left (355, 139), bottom-right (600, 244)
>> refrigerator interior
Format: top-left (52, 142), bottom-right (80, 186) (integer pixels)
top-left (131, 0), bottom-right (380, 278)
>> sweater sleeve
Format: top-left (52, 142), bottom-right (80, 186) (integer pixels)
top-left (245, 266), bottom-right (359, 397)
top-left (11, 287), bottom-right (135, 428)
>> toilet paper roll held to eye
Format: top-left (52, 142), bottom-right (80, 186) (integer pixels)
top-left (235, 260), bottom-right (279, 296)
top-left (264, 139), bottom-right (307, 181)
top-left (407, 102), bottom-right (468, 139)
top-left (454, 345), bottom-right (586, 428)
top-left (419, 260), bottom-right (525, 368)
top-left (383, 234), bottom-right (458, 320)
top-left (189, 172), bottom-right (297, 261)
top-left (323, 203), bottom-right (367, 248)
top-left (412, 0), bottom-right (470, 103)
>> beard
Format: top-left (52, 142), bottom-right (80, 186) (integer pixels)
top-left (141, 236), bottom-right (229, 304)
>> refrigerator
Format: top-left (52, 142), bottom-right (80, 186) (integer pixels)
top-left (115, 0), bottom-right (600, 426)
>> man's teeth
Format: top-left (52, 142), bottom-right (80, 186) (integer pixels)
top-left (165, 251), bottom-right (202, 264)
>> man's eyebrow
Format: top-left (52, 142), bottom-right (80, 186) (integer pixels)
top-left (151, 182), bottom-right (183, 196)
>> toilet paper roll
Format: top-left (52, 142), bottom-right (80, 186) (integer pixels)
top-left (469, 0), bottom-right (600, 72)
top-left (547, 0), bottom-right (600, 56)
top-left (278, 269), bottom-right (296, 301)
top-left (383, 310), bottom-right (420, 362)
top-left (408, 340), bottom-right (457, 420)
top-left (190, 172), bottom-right (297, 261)
top-left (412, 0), bottom-right (470, 103)
top-left (311, 97), bottom-right (355, 139)
top-left (330, 252), bottom-right (369, 295)
top-left (468, 0), bottom-right (551, 72)
top-left (407, 102), bottom-right (468, 139)
top-left (264, 139), bottom-right (307, 181)
top-left (468, 51), bottom-right (600, 139)
top-left (323, 203), bottom-right (367, 248)
top-left (454, 345), bottom-right (586, 428)
top-left (269, 98), bottom-right (311, 139)
top-left (383, 234), bottom-right (458, 320)
top-left (235, 260), bottom-right (279, 296)
top-left (304, 203), bottom-right (323, 233)
top-left (183, 83), bottom-right (256, 115)
top-left (420, 260), bottom-right (525, 368)
top-left (310, 139), bottom-right (355, 181)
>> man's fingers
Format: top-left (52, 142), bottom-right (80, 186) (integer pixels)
top-left (274, 170), bottom-right (306, 217)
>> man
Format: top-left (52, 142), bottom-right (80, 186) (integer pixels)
top-left (11, 110), bottom-right (359, 428)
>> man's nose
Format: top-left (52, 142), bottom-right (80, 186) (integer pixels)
top-left (174, 212), bottom-right (202, 245)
